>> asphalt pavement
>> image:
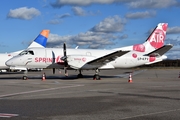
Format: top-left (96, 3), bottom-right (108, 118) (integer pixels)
top-left (0, 68), bottom-right (180, 120)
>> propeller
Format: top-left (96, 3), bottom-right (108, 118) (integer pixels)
top-left (52, 52), bottom-right (56, 74)
top-left (53, 68), bottom-right (55, 74)
top-left (61, 43), bottom-right (68, 76)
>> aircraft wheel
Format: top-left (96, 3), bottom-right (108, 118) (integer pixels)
top-left (22, 76), bottom-right (28, 80)
top-left (77, 74), bottom-right (83, 78)
top-left (93, 74), bottom-right (101, 80)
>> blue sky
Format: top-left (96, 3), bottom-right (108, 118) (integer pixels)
top-left (1, 0), bottom-right (180, 59)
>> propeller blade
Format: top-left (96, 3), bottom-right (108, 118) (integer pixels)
top-left (63, 43), bottom-right (66, 57)
top-left (63, 43), bottom-right (68, 67)
top-left (63, 43), bottom-right (68, 76)
top-left (53, 68), bottom-right (55, 74)
top-left (65, 67), bottom-right (68, 76)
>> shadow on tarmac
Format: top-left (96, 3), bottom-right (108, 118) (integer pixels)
top-left (0, 69), bottom-right (146, 80)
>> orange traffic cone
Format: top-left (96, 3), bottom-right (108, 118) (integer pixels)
top-left (42, 73), bottom-right (46, 81)
top-left (128, 73), bottom-right (133, 83)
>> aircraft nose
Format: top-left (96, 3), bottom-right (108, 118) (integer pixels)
top-left (5, 59), bottom-right (13, 67)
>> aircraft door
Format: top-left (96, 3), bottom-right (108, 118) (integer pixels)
top-left (45, 49), bottom-right (53, 65)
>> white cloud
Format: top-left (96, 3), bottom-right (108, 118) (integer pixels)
top-left (120, 34), bottom-right (128, 39)
top-left (125, 11), bottom-right (156, 19)
top-left (51, 0), bottom-right (122, 7)
top-left (56, 13), bottom-right (71, 18)
top-left (48, 13), bottom-right (71, 25)
top-left (128, 0), bottom-right (178, 9)
top-left (71, 7), bottom-right (101, 16)
top-left (165, 37), bottom-right (180, 46)
top-left (167, 27), bottom-right (180, 34)
top-left (47, 31), bottom-right (115, 49)
top-left (46, 15), bottom-right (126, 49)
top-left (91, 15), bottom-right (126, 33)
top-left (48, 19), bottom-right (61, 24)
top-left (72, 7), bottom-right (86, 16)
top-left (51, 0), bottom-right (180, 9)
top-left (7, 7), bottom-right (41, 20)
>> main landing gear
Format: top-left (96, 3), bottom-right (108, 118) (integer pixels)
top-left (77, 69), bottom-right (83, 78)
top-left (93, 68), bottom-right (101, 80)
top-left (77, 69), bottom-right (101, 80)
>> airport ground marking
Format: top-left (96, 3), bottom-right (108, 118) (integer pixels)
top-left (120, 108), bottom-right (180, 120)
top-left (21, 91), bottom-right (85, 98)
top-left (151, 85), bottom-right (180, 88)
top-left (0, 84), bottom-right (84, 98)
top-left (0, 113), bottom-right (19, 118)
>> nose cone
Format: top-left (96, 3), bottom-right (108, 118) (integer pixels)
top-left (5, 59), bottom-right (13, 67)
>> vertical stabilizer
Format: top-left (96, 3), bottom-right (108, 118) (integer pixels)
top-left (145, 23), bottom-right (168, 50)
top-left (28, 30), bottom-right (50, 48)
top-left (133, 23), bottom-right (168, 53)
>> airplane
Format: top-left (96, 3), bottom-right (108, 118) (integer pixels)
top-left (0, 29), bottom-right (49, 71)
top-left (5, 23), bottom-right (173, 80)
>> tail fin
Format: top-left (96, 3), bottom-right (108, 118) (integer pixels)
top-left (28, 30), bottom-right (50, 48)
top-left (133, 23), bottom-right (168, 52)
top-left (145, 23), bottom-right (168, 49)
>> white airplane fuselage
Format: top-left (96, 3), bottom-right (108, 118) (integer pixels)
top-left (0, 30), bottom-right (49, 71)
top-left (0, 54), bottom-right (12, 69)
top-left (6, 47), bottom-right (166, 70)
top-left (0, 51), bottom-right (21, 69)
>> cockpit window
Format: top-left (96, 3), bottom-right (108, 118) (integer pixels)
top-left (19, 50), bottom-right (27, 55)
top-left (28, 51), bottom-right (34, 55)
top-left (19, 50), bottom-right (34, 56)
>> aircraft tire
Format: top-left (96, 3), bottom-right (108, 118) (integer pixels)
top-left (77, 74), bottom-right (83, 78)
top-left (22, 76), bottom-right (28, 80)
top-left (93, 74), bottom-right (101, 80)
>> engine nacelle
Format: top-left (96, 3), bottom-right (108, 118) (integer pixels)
top-left (67, 55), bottom-right (96, 69)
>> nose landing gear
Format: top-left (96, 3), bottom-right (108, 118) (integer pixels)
top-left (93, 68), bottom-right (101, 80)
top-left (22, 70), bottom-right (28, 80)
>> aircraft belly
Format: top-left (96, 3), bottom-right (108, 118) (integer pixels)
top-left (100, 63), bottom-right (115, 69)
top-left (47, 63), bottom-right (64, 69)
top-left (67, 59), bottom-right (103, 69)
top-left (113, 57), bottom-right (138, 68)
top-left (67, 55), bottom-right (96, 69)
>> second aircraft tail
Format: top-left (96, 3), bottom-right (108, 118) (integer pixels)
top-left (28, 30), bottom-right (50, 48)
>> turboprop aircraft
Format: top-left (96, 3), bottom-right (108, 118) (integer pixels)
top-left (6, 23), bottom-right (173, 79)
top-left (0, 30), bottom-right (49, 71)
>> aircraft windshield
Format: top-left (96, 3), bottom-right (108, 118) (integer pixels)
top-left (19, 50), bottom-right (34, 56)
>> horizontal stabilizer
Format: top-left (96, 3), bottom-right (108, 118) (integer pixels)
top-left (146, 44), bottom-right (173, 57)
top-left (87, 50), bottom-right (129, 65)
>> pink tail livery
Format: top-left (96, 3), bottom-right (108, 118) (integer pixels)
top-left (133, 23), bottom-right (168, 53)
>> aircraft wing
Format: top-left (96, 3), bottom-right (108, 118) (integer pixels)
top-left (146, 44), bottom-right (173, 57)
top-left (86, 50), bottom-right (129, 66)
